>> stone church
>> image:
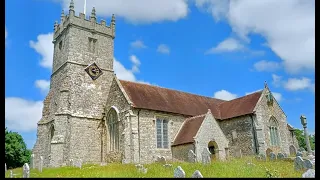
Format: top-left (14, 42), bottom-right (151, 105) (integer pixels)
top-left (32, 1), bottom-right (299, 167)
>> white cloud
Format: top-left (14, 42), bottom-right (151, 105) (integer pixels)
top-left (157, 44), bottom-right (170, 54)
top-left (272, 74), bottom-right (314, 92)
top-left (196, 0), bottom-right (315, 74)
top-left (60, 0), bottom-right (189, 23)
top-left (214, 90), bottom-right (238, 101)
top-left (5, 97), bottom-right (43, 132)
top-left (284, 77), bottom-right (314, 91)
top-left (114, 55), bottom-right (149, 84)
top-left (206, 38), bottom-right (244, 54)
top-left (254, 60), bottom-right (281, 72)
top-left (29, 33), bottom-right (54, 69)
top-left (245, 89), bottom-right (263, 95)
top-left (35, 80), bottom-right (50, 95)
top-left (272, 92), bottom-right (282, 102)
top-left (130, 55), bottom-right (141, 73)
top-left (130, 40), bottom-right (147, 49)
top-left (272, 74), bottom-right (282, 87)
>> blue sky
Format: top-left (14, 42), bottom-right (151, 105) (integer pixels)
top-left (5, 0), bottom-right (315, 149)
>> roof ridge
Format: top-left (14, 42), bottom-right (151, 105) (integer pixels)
top-left (185, 114), bottom-right (206, 121)
top-left (119, 80), bottom-right (225, 102)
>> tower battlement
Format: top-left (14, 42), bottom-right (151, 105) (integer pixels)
top-left (53, 0), bottom-right (115, 42)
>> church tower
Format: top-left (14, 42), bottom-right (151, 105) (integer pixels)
top-left (32, 0), bottom-right (116, 167)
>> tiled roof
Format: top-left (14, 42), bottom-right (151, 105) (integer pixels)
top-left (119, 80), bottom-right (262, 120)
top-left (171, 114), bottom-right (206, 146)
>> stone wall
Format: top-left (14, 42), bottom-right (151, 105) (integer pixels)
top-left (254, 88), bottom-right (290, 155)
top-left (131, 109), bottom-right (187, 164)
top-left (218, 115), bottom-right (255, 157)
top-left (195, 113), bottom-right (229, 161)
top-left (172, 143), bottom-right (194, 162)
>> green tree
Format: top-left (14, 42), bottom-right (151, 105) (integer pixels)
top-left (5, 127), bottom-right (31, 169)
top-left (294, 129), bottom-right (315, 151)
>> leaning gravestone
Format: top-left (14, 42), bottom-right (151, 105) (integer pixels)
top-left (191, 170), bottom-right (203, 178)
top-left (302, 169), bottom-right (315, 178)
top-left (23, 163), bottom-right (30, 178)
top-left (277, 153), bottom-right (285, 160)
top-left (269, 152), bottom-right (276, 161)
top-left (188, 150), bottom-right (197, 163)
top-left (304, 159), bottom-right (313, 169)
top-left (30, 154), bottom-right (34, 169)
top-left (294, 156), bottom-right (305, 171)
top-left (174, 166), bottom-right (185, 178)
top-left (296, 151), bottom-right (303, 157)
top-left (39, 156), bottom-right (43, 173)
top-left (201, 148), bottom-right (211, 164)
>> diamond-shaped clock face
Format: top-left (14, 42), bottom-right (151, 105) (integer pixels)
top-left (85, 62), bottom-right (103, 80)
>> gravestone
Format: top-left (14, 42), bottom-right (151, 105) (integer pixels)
top-left (201, 148), bottom-right (211, 164)
top-left (5, 163), bottom-right (7, 172)
top-left (188, 150), bottom-right (197, 163)
top-left (283, 153), bottom-right (288, 158)
top-left (135, 164), bottom-right (143, 169)
top-left (191, 170), bottom-right (203, 178)
top-left (277, 153), bottom-right (285, 160)
top-left (39, 156), bottom-right (43, 173)
top-left (10, 170), bottom-right (13, 178)
top-left (174, 166), bottom-right (185, 178)
top-left (75, 159), bottom-right (82, 169)
top-left (140, 167), bottom-right (147, 174)
top-left (296, 151), bottom-right (303, 157)
top-left (30, 154), bottom-right (34, 169)
top-left (294, 156), bottom-right (305, 171)
top-left (160, 156), bottom-right (166, 164)
top-left (302, 169), bottom-right (315, 178)
top-left (69, 159), bottom-right (74, 166)
top-left (23, 163), bottom-right (30, 178)
top-left (269, 152), bottom-right (276, 161)
top-left (304, 159), bottom-right (313, 169)
top-left (100, 162), bottom-right (107, 166)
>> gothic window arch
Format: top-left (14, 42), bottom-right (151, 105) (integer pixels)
top-left (269, 117), bottom-right (280, 146)
top-left (106, 107), bottom-right (119, 151)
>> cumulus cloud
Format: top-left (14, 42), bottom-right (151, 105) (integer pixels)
top-left (35, 80), bottom-right (50, 95)
top-left (272, 92), bottom-right (282, 102)
top-left (196, 0), bottom-right (315, 74)
top-left (5, 97), bottom-right (43, 132)
top-left (206, 38), bottom-right (244, 54)
top-left (130, 40), bottom-right (147, 49)
top-left (114, 55), bottom-right (149, 84)
top-left (254, 60), bottom-right (281, 72)
top-left (272, 74), bottom-right (314, 92)
top-left (157, 44), bottom-right (170, 54)
top-left (59, 0), bottom-right (189, 23)
top-left (214, 90), bottom-right (238, 101)
top-left (284, 77), bottom-right (314, 91)
top-left (29, 33), bottom-right (54, 69)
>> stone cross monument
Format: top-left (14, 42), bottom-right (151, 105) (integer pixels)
top-left (300, 115), bottom-right (312, 155)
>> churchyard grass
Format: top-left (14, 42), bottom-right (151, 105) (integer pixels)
top-left (5, 156), bottom-right (303, 178)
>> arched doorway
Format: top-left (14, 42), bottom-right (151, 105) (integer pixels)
top-left (289, 145), bottom-right (297, 156)
top-left (208, 141), bottom-right (218, 161)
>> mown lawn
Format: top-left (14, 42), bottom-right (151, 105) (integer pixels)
top-left (5, 156), bottom-right (304, 178)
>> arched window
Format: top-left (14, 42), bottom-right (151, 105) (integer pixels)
top-left (106, 108), bottom-right (119, 151)
top-left (269, 117), bottom-right (280, 146)
top-left (50, 124), bottom-right (55, 141)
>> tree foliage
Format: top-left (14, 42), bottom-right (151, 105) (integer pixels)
top-left (5, 127), bottom-right (31, 169)
top-left (294, 129), bottom-right (315, 151)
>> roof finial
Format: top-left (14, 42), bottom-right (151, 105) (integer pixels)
top-left (54, 21), bottom-right (58, 31)
top-left (61, 9), bottom-right (65, 22)
top-left (111, 14), bottom-right (116, 23)
top-left (91, 7), bottom-right (96, 18)
top-left (69, 0), bottom-right (74, 11)
top-left (264, 81), bottom-right (268, 88)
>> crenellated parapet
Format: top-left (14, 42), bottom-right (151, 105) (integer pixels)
top-left (53, 0), bottom-right (115, 42)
